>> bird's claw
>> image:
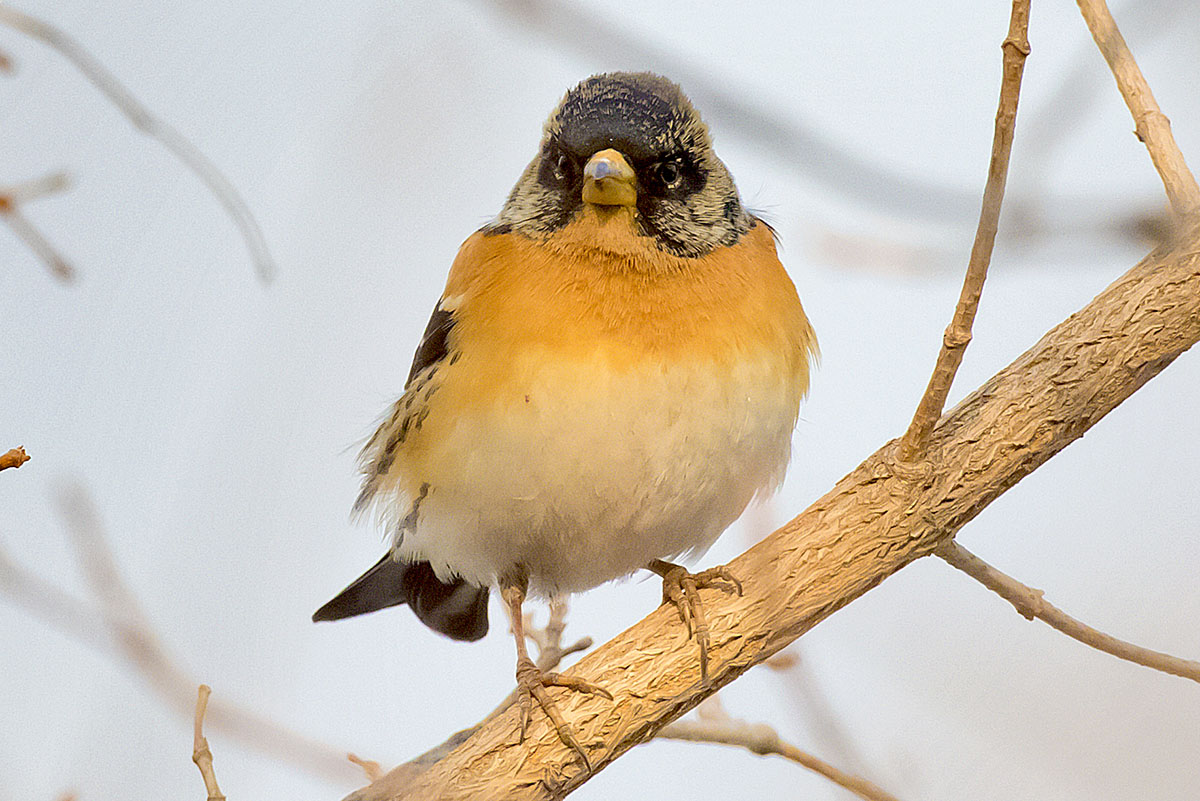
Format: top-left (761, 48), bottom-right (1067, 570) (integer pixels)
top-left (514, 656), bottom-right (611, 771)
top-left (657, 562), bottom-right (742, 683)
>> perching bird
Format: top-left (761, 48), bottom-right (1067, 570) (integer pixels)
top-left (314, 71), bottom-right (817, 765)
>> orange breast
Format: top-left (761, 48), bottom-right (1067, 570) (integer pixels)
top-left (443, 206), bottom-right (816, 380)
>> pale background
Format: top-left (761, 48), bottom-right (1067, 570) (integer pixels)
top-left (3, 1), bottom-right (1199, 799)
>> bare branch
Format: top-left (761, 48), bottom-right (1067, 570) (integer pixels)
top-left (1, 173), bottom-right (74, 281)
top-left (0, 6), bottom-right (276, 283)
top-left (348, 754), bottom-right (386, 783)
top-left (5, 483), bottom-right (360, 782)
top-left (1076, 0), bottom-right (1200, 219)
top-left (939, 541), bottom-right (1200, 683)
top-left (897, 0), bottom-right (1031, 461)
top-left (0, 446), bottom-right (31, 471)
top-left (660, 718), bottom-right (900, 801)
top-left (193, 685), bottom-right (228, 801)
top-left (0, 542), bottom-right (112, 651)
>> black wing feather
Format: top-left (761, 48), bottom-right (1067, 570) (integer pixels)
top-left (406, 304), bottom-right (456, 387)
top-left (313, 555), bottom-right (489, 642)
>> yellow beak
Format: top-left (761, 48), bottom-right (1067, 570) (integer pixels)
top-left (582, 149), bottom-right (637, 207)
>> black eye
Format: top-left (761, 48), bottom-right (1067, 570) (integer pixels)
top-left (654, 159), bottom-right (683, 190)
top-left (553, 152), bottom-right (575, 183)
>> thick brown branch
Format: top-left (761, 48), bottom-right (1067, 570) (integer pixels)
top-left (348, 215), bottom-right (1200, 800)
top-left (659, 719), bottom-right (899, 801)
top-left (1076, 0), bottom-right (1200, 219)
top-left (898, 0), bottom-right (1030, 461)
top-left (0, 446), bottom-right (31, 471)
top-left (0, 6), bottom-right (276, 282)
top-left (939, 541), bottom-right (1200, 683)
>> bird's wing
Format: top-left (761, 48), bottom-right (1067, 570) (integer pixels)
top-left (353, 296), bottom-right (459, 516)
top-left (312, 552), bottom-right (490, 641)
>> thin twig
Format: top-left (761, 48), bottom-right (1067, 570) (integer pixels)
top-left (897, 0), bottom-right (1031, 462)
top-left (660, 721), bottom-right (899, 801)
top-left (0, 6), bottom-right (276, 283)
top-left (3, 171), bottom-right (70, 202)
top-left (1075, 0), bottom-right (1200, 220)
top-left (0, 542), bottom-right (112, 651)
top-left (348, 754), bottom-right (385, 783)
top-left (193, 685), bottom-right (228, 801)
top-left (0, 446), bottom-right (31, 471)
top-left (939, 540), bottom-right (1200, 683)
top-left (660, 704), bottom-right (901, 801)
top-left (1, 173), bottom-right (74, 281)
top-left (26, 483), bottom-right (359, 781)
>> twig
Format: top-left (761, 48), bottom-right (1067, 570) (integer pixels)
top-left (939, 541), bottom-right (1200, 683)
top-left (21, 483), bottom-right (359, 781)
top-left (1076, 0), bottom-right (1200, 220)
top-left (897, 0), bottom-right (1031, 462)
top-left (1, 173), bottom-right (74, 281)
top-left (0, 446), bottom-right (31, 471)
top-left (193, 685), bottom-right (228, 801)
top-left (348, 754), bottom-right (385, 783)
top-left (0, 6), bottom-right (276, 283)
top-left (659, 718), bottom-right (900, 801)
top-left (0, 541), bottom-right (113, 651)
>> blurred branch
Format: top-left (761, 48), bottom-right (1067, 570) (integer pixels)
top-left (192, 685), bottom-right (228, 801)
top-left (0, 6), bottom-right (276, 283)
top-left (1021, 0), bottom-right (1191, 187)
top-left (661, 713), bottom-right (900, 801)
top-left (939, 541), bottom-right (1200, 683)
top-left (898, 0), bottom-right (1030, 462)
top-left (1, 446), bottom-right (32, 471)
top-left (0, 483), bottom-right (358, 783)
top-left (1076, 0), bottom-right (1200, 219)
top-left (0, 173), bottom-right (74, 281)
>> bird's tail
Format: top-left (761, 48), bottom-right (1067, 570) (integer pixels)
top-left (312, 555), bottom-right (489, 642)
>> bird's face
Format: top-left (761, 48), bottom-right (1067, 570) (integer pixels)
top-left (489, 72), bottom-right (752, 258)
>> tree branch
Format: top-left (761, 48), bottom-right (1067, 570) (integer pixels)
top-left (32, 484), bottom-right (359, 782)
top-left (659, 719), bottom-right (898, 801)
top-left (346, 215), bottom-right (1200, 800)
top-left (938, 540), bottom-right (1200, 682)
top-left (192, 685), bottom-right (228, 801)
top-left (898, 0), bottom-right (1030, 461)
top-left (0, 446), bottom-right (31, 471)
top-left (1075, 0), bottom-right (1200, 220)
top-left (0, 173), bottom-right (74, 281)
top-left (0, 6), bottom-right (276, 283)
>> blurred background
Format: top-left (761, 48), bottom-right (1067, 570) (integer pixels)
top-left (3, 1), bottom-right (1199, 799)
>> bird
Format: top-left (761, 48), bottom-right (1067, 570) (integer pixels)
top-left (313, 71), bottom-right (817, 767)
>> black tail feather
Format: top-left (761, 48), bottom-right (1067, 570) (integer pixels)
top-left (312, 555), bottom-right (489, 642)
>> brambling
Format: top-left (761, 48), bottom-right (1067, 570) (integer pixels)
top-left (314, 71), bottom-right (816, 766)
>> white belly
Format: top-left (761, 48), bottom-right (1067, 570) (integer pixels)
top-left (395, 352), bottom-right (799, 595)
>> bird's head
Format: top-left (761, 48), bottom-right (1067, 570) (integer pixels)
top-left (490, 72), bottom-right (752, 258)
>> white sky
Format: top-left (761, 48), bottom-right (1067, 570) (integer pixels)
top-left (3, 2), bottom-right (1199, 799)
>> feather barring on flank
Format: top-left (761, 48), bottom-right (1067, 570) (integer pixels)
top-left (314, 71), bottom-right (817, 769)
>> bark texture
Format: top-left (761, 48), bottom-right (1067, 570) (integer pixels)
top-left (352, 223), bottom-right (1200, 801)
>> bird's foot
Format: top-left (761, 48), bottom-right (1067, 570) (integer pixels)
top-left (515, 656), bottom-right (612, 770)
top-left (653, 561), bottom-right (743, 683)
